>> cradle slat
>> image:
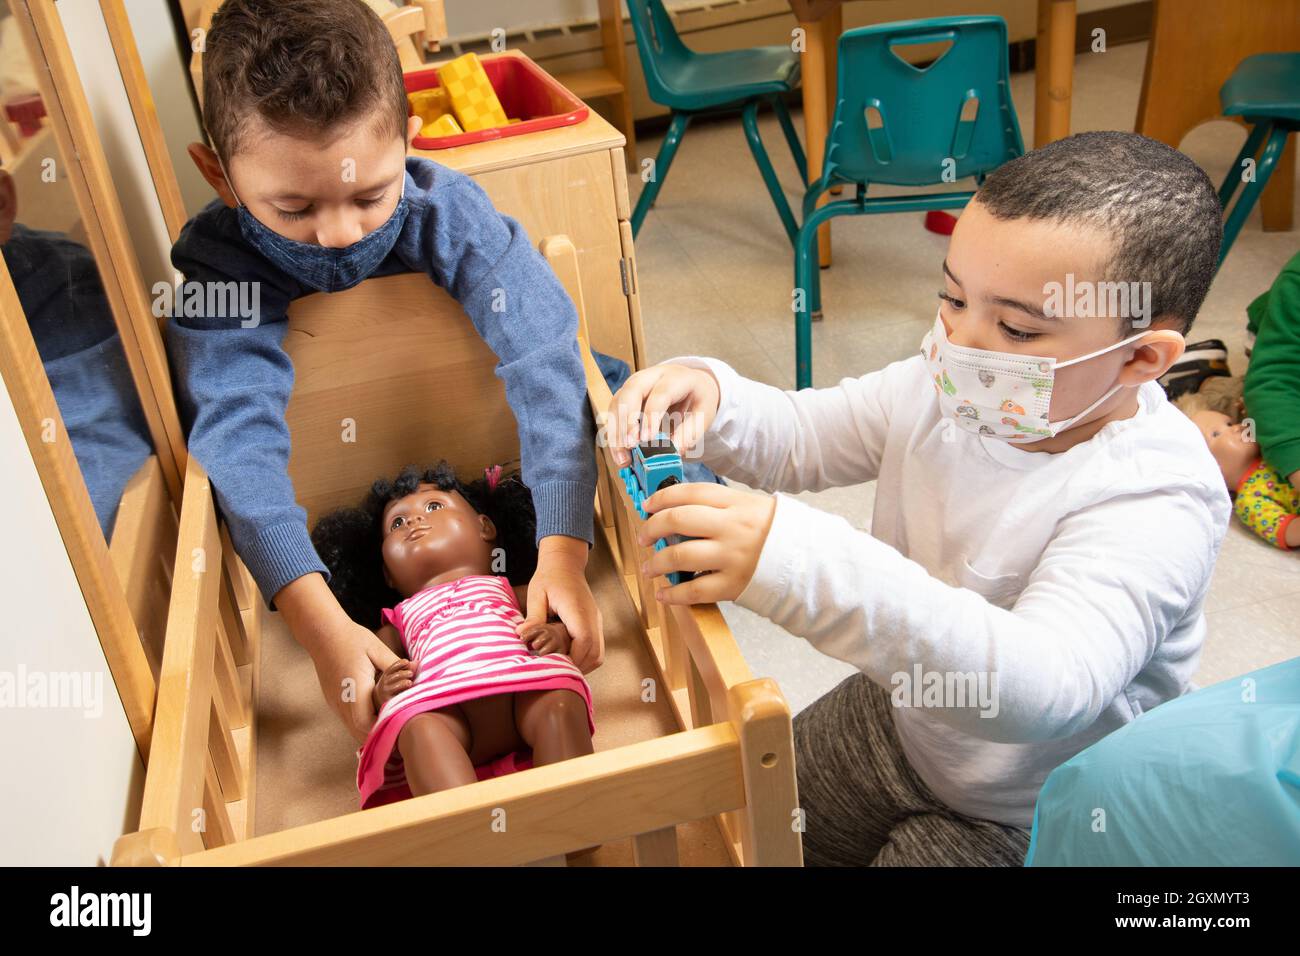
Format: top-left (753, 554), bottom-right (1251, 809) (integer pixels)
top-left (212, 610), bottom-right (247, 730)
top-left (202, 754), bottom-right (235, 849)
top-left (632, 826), bottom-right (680, 866)
top-left (219, 568), bottom-right (251, 668)
top-left (107, 454), bottom-right (176, 680)
top-left (136, 459), bottom-right (222, 855)
top-left (688, 654), bottom-right (713, 728)
top-left (208, 690), bottom-right (242, 801)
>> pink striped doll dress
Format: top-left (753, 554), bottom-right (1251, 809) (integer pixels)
top-left (357, 574), bottom-right (595, 808)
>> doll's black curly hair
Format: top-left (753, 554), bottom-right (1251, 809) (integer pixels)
top-left (310, 461), bottom-right (537, 630)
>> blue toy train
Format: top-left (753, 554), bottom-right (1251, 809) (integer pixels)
top-left (619, 433), bottom-right (696, 587)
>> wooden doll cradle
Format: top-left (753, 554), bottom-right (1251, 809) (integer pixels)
top-left (110, 236), bottom-right (803, 867)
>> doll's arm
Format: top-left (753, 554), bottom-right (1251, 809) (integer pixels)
top-left (1234, 483), bottom-right (1297, 550)
top-left (511, 584), bottom-right (572, 655)
top-left (371, 623), bottom-right (414, 710)
top-left (375, 621), bottom-right (404, 657)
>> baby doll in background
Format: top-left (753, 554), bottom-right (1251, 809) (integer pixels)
top-left (311, 462), bottom-right (596, 809)
top-left (1177, 378), bottom-right (1298, 551)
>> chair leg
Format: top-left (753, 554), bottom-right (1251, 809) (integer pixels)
top-left (794, 221), bottom-right (820, 389)
top-left (1218, 121), bottom-right (1269, 213)
top-left (631, 111), bottom-right (691, 237)
top-left (799, 181), bottom-right (839, 321)
top-left (772, 95), bottom-right (807, 183)
top-left (741, 99), bottom-right (799, 245)
top-left (1219, 123), bottom-right (1290, 271)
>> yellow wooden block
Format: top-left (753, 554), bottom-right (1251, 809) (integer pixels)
top-left (436, 52), bottom-right (509, 132)
top-left (420, 113), bottom-right (463, 138)
top-left (407, 87), bottom-right (450, 126)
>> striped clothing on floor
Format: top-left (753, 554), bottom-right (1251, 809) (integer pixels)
top-left (357, 574), bottom-right (594, 808)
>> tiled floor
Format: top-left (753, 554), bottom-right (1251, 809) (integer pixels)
top-left (627, 40), bottom-right (1300, 715)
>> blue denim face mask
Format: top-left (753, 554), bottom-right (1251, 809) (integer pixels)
top-left (218, 152), bottom-right (409, 293)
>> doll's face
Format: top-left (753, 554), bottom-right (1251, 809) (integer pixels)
top-left (380, 483), bottom-right (497, 597)
top-left (1192, 410), bottom-right (1259, 489)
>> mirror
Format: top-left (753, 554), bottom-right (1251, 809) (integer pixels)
top-left (0, 0), bottom-right (195, 748)
top-left (1, 1), bottom-right (156, 542)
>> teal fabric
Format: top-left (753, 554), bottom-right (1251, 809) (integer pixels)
top-left (1025, 656), bottom-right (1300, 866)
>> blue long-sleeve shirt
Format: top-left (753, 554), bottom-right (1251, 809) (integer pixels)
top-left (165, 156), bottom-right (596, 608)
top-left (2, 223), bottom-right (154, 540)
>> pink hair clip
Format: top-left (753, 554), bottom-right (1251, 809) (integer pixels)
top-left (484, 464), bottom-right (502, 491)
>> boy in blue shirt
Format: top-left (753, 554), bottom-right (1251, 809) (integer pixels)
top-left (169, 0), bottom-right (600, 743)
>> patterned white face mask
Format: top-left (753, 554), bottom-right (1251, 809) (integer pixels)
top-left (920, 309), bottom-right (1151, 442)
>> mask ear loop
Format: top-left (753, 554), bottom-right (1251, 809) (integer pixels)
top-left (211, 146), bottom-right (246, 209)
top-left (1046, 329), bottom-right (1157, 434)
top-left (1054, 327), bottom-right (1155, 370)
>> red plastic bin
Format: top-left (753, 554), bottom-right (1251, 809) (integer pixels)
top-left (405, 53), bottom-right (589, 150)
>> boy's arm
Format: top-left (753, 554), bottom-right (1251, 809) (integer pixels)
top-left (659, 354), bottom-right (905, 494)
top-left (1242, 253), bottom-right (1300, 490)
top-left (736, 486), bottom-right (1225, 743)
top-left (168, 208), bottom-right (328, 604)
top-left (420, 172), bottom-right (596, 548)
top-left (419, 171), bottom-right (602, 670)
top-left (169, 210), bottom-right (399, 739)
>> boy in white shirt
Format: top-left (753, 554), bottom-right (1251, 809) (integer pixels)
top-left (609, 131), bottom-right (1231, 866)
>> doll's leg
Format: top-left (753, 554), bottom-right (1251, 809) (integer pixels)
top-left (397, 706), bottom-right (478, 794)
top-left (459, 693), bottom-right (528, 765)
top-left (513, 689), bottom-right (594, 766)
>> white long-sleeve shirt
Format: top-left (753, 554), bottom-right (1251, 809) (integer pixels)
top-left (669, 353), bottom-right (1231, 827)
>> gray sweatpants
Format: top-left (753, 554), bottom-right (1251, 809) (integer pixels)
top-left (793, 672), bottom-right (1031, 867)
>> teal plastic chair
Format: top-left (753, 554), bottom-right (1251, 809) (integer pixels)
top-left (1216, 53), bottom-right (1300, 272)
top-left (793, 17), bottom-right (1024, 389)
top-left (627, 0), bottom-right (806, 242)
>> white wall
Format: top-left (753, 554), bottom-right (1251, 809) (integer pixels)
top-left (444, 0), bottom-right (1135, 39)
top-left (0, 359), bottom-right (144, 866)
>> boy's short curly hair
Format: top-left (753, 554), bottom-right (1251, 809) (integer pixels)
top-left (975, 131), bottom-right (1223, 336)
top-left (310, 462), bottom-right (537, 630)
top-left (202, 0), bottom-right (408, 164)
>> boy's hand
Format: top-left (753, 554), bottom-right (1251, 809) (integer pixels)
top-left (373, 659), bottom-right (416, 711)
top-left (607, 364), bottom-right (721, 466)
top-left (274, 573), bottom-right (401, 743)
top-left (519, 620), bottom-right (571, 657)
top-left (313, 622), bottom-right (402, 743)
top-left (639, 482), bottom-right (776, 605)
top-left (522, 536), bottom-right (604, 672)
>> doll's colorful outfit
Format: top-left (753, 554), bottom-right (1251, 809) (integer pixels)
top-left (357, 574), bottom-right (595, 808)
top-left (1235, 458), bottom-right (1297, 549)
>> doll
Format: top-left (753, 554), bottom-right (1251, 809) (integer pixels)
top-left (311, 461), bottom-right (596, 808)
top-left (1177, 379), bottom-right (1298, 551)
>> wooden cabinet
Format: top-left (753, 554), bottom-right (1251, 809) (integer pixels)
top-left (410, 51), bottom-right (647, 372)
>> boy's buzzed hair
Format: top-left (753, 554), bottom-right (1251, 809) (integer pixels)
top-left (202, 0), bottom-right (408, 165)
top-left (975, 131), bottom-right (1222, 335)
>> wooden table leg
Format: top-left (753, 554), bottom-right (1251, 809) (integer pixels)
top-left (800, 17), bottom-right (833, 267)
top-left (825, 5), bottom-right (844, 199)
top-left (1034, 0), bottom-right (1077, 147)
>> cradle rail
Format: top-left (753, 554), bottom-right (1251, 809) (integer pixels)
top-left (112, 236), bottom-right (800, 867)
top-left (112, 457), bottom-right (259, 862)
